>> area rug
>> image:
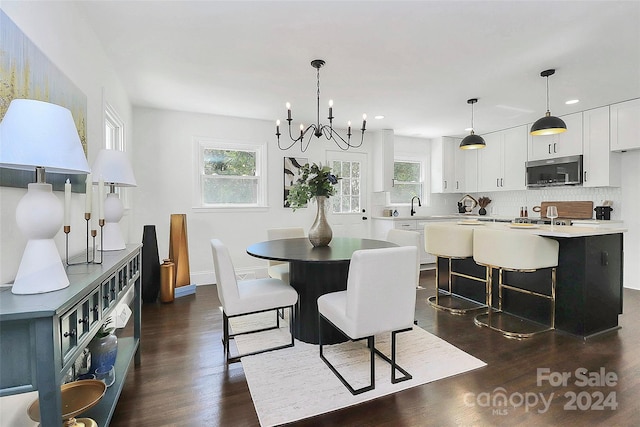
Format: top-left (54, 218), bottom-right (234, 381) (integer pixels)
top-left (230, 312), bottom-right (486, 426)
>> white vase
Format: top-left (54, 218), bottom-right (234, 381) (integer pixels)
top-left (308, 196), bottom-right (332, 247)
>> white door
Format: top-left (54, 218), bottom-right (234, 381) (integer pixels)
top-left (325, 151), bottom-right (368, 238)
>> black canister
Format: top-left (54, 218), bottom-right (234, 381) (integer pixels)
top-left (594, 206), bottom-right (613, 220)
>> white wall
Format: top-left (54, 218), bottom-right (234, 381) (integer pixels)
top-left (0, 3), bottom-right (132, 284)
top-left (0, 2), bottom-right (132, 425)
top-left (131, 107), bottom-right (372, 284)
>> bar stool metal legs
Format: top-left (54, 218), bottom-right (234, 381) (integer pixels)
top-left (428, 255), bottom-right (488, 315)
top-left (474, 266), bottom-right (556, 339)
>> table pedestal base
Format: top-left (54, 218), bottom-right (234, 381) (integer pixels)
top-left (290, 261), bottom-right (350, 344)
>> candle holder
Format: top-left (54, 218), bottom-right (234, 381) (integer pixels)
top-left (65, 213), bottom-right (103, 266)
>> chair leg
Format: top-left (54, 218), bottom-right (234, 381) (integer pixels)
top-left (222, 306), bottom-right (295, 364)
top-left (223, 312), bottom-right (231, 360)
top-left (319, 314), bottom-right (375, 395)
top-left (373, 329), bottom-right (412, 384)
top-left (319, 315), bottom-right (412, 395)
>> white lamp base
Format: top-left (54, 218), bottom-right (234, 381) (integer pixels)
top-left (99, 193), bottom-right (126, 251)
top-left (12, 183), bottom-right (69, 295)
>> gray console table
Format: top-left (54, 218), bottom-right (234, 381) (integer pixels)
top-left (0, 244), bottom-right (142, 426)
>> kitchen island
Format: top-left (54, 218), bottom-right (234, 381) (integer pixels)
top-left (433, 222), bottom-right (626, 339)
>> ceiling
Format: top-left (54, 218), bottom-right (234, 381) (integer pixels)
top-left (76, 1), bottom-right (640, 139)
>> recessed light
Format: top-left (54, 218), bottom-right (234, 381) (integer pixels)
top-left (374, 115), bottom-right (385, 120)
top-left (565, 99), bottom-right (579, 105)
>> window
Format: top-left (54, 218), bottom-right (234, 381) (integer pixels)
top-left (330, 159), bottom-right (361, 213)
top-left (105, 103), bottom-right (124, 151)
top-left (103, 102), bottom-right (129, 206)
top-left (195, 139), bottom-right (266, 208)
top-left (390, 160), bottom-right (423, 204)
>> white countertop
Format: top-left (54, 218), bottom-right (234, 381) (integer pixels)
top-left (437, 221), bottom-right (627, 238)
top-left (372, 214), bottom-right (514, 221)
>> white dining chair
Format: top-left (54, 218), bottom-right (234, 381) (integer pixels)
top-left (267, 227), bottom-right (305, 284)
top-left (210, 239), bottom-right (298, 363)
top-left (386, 228), bottom-right (421, 288)
top-left (317, 245), bottom-right (418, 395)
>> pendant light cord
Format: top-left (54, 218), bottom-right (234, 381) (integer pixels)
top-left (470, 101), bottom-right (475, 133)
top-left (316, 66), bottom-right (321, 128)
top-left (545, 75), bottom-right (550, 113)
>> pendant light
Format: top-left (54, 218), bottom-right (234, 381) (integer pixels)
top-left (530, 69), bottom-right (567, 136)
top-left (459, 98), bottom-right (486, 150)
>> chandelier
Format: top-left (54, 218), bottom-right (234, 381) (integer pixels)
top-left (276, 59), bottom-right (367, 152)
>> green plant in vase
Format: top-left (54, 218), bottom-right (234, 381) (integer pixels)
top-left (287, 163), bottom-right (340, 246)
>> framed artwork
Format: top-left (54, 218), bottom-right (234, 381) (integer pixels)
top-left (284, 157), bottom-right (308, 208)
top-left (0, 10), bottom-right (88, 192)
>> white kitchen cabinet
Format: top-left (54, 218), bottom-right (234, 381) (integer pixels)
top-left (528, 112), bottom-right (583, 161)
top-left (477, 125), bottom-right (527, 192)
top-left (431, 136), bottom-right (467, 193)
top-left (583, 106), bottom-right (621, 187)
top-left (371, 129), bottom-right (395, 192)
top-left (610, 98), bottom-right (640, 152)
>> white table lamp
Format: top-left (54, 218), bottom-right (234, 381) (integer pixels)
top-left (91, 149), bottom-right (137, 251)
top-left (0, 99), bottom-right (90, 294)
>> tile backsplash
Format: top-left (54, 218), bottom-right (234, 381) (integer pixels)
top-left (472, 186), bottom-right (622, 219)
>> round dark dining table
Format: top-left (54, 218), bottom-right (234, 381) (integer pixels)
top-left (246, 237), bottom-right (398, 344)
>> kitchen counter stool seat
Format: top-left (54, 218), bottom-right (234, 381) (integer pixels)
top-left (424, 223), bottom-right (488, 314)
top-left (472, 228), bottom-right (559, 339)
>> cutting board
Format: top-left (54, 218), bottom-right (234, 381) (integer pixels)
top-left (540, 201), bottom-right (594, 219)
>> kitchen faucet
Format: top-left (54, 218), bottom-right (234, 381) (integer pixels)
top-left (411, 196), bottom-right (421, 216)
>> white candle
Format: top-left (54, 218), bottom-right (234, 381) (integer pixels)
top-left (91, 187), bottom-right (98, 230)
top-left (98, 177), bottom-right (105, 220)
top-left (64, 179), bottom-right (71, 227)
top-left (85, 173), bottom-right (92, 213)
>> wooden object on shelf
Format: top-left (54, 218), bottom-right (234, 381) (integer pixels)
top-left (540, 201), bottom-right (594, 219)
top-left (169, 214), bottom-right (191, 288)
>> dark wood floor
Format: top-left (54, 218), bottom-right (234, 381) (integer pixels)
top-left (111, 271), bottom-right (640, 426)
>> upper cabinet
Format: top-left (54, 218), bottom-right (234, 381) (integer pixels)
top-left (477, 125), bottom-right (528, 192)
top-left (371, 129), bottom-right (395, 192)
top-left (528, 112), bottom-right (583, 161)
top-left (610, 98), bottom-right (640, 152)
top-left (583, 106), bottom-right (621, 187)
top-left (431, 137), bottom-right (467, 193)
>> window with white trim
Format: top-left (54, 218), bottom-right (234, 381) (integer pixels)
top-left (105, 103), bottom-right (124, 151)
top-left (330, 159), bottom-right (361, 213)
top-left (390, 160), bottom-right (423, 204)
top-left (104, 102), bottom-right (129, 206)
top-left (195, 139), bottom-right (266, 208)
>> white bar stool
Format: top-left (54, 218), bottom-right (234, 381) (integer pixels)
top-left (424, 223), bottom-right (487, 314)
top-left (472, 228), bottom-right (559, 339)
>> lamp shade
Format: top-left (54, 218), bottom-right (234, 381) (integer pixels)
top-left (459, 132), bottom-right (486, 150)
top-left (0, 99), bottom-right (90, 173)
top-left (530, 112), bottom-right (567, 136)
top-left (91, 149), bottom-right (137, 187)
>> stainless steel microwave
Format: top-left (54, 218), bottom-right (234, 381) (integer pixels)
top-left (526, 155), bottom-right (583, 188)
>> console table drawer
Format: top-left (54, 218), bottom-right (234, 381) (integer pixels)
top-left (102, 276), bottom-right (118, 314)
top-left (60, 307), bottom-right (79, 364)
